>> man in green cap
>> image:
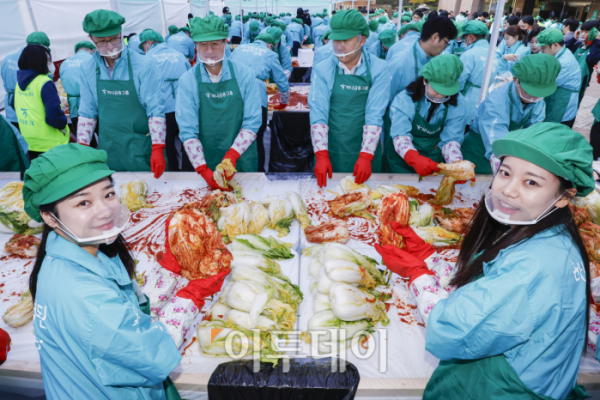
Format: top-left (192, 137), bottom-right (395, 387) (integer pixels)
top-left (364, 19), bottom-right (380, 49)
top-left (230, 32), bottom-right (289, 171)
top-left (228, 13), bottom-right (243, 44)
top-left (287, 18), bottom-right (305, 56)
top-left (385, 21), bottom-right (422, 60)
top-left (166, 25), bottom-right (195, 61)
top-left (140, 29), bottom-right (191, 172)
top-left (166, 25), bottom-right (179, 41)
top-left (368, 29), bottom-right (395, 59)
top-left (176, 15), bottom-right (263, 186)
top-left (462, 53), bottom-right (562, 174)
top-left (58, 41), bottom-right (95, 135)
top-left (267, 26), bottom-right (293, 78)
top-left (537, 27), bottom-right (582, 127)
top-left (77, 9), bottom-right (167, 178)
top-left (242, 20), bottom-right (261, 43)
top-left (384, 54), bottom-right (469, 174)
top-left (443, 22), bottom-right (466, 56)
top-left (323, 8), bottom-right (330, 25)
top-left (312, 18), bottom-right (328, 49)
top-left (457, 20), bottom-right (489, 126)
top-left (1, 31), bottom-right (51, 130)
top-left (309, 9), bottom-right (390, 187)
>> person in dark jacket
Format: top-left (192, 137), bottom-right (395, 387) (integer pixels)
top-left (563, 17), bottom-right (580, 53)
top-left (297, 7), bottom-right (311, 26)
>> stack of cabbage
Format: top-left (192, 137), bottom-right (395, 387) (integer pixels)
top-left (217, 192), bottom-right (310, 242)
top-left (196, 237), bottom-right (302, 363)
top-left (120, 180), bottom-right (152, 212)
top-left (302, 243), bottom-right (390, 354)
top-left (0, 182), bottom-right (43, 235)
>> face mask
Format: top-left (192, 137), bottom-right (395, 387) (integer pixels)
top-left (47, 63), bottom-right (55, 75)
top-left (515, 81), bottom-right (543, 103)
top-left (424, 82), bottom-right (449, 103)
top-left (98, 41), bottom-right (124, 59)
top-left (50, 203), bottom-right (130, 245)
top-left (485, 187), bottom-right (566, 225)
top-left (333, 37), bottom-right (362, 59)
top-left (198, 44), bottom-right (225, 67)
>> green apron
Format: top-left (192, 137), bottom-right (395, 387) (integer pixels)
top-left (138, 295), bottom-right (182, 400)
top-left (165, 78), bottom-right (178, 98)
top-left (383, 98), bottom-right (448, 173)
top-left (327, 51), bottom-right (382, 173)
top-left (96, 49), bottom-right (152, 172)
top-left (0, 116), bottom-right (29, 172)
top-left (67, 94), bottom-right (80, 118)
top-left (196, 61), bottom-right (258, 171)
top-left (461, 81), bottom-right (481, 97)
top-left (574, 46), bottom-right (590, 107)
top-left (462, 97), bottom-right (533, 175)
top-left (451, 44), bottom-right (466, 56)
top-left (544, 48), bottom-right (579, 123)
top-left (593, 98), bottom-right (600, 123)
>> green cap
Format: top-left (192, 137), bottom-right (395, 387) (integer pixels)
top-left (168, 25), bottom-right (179, 35)
top-left (462, 20), bottom-right (489, 37)
top-left (536, 27), bottom-right (563, 47)
top-left (394, 12), bottom-right (399, 17)
top-left (401, 15), bottom-right (411, 22)
top-left (190, 15), bottom-right (229, 42)
top-left (267, 27), bottom-right (283, 43)
top-left (292, 18), bottom-right (303, 24)
top-left (250, 20), bottom-right (260, 32)
top-left (82, 9), bottom-right (125, 38)
top-left (421, 54), bottom-right (463, 96)
top-left (379, 16), bottom-right (387, 23)
top-left (255, 33), bottom-right (275, 45)
top-left (323, 8), bottom-right (327, 13)
top-left (275, 21), bottom-right (287, 32)
top-left (235, 15), bottom-right (240, 21)
top-left (265, 16), bottom-right (274, 25)
top-left (138, 29), bottom-right (164, 50)
top-left (286, 13), bottom-right (291, 16)
top-left (329, 9), bottom-right (369, 40)
top-left (368, 19), bottom-right (379, 32)
top-left (23, 144), bottom-right (115, 223)
top-left (209, 11), bottom-right (214, 15)
top-left (322, 29), bottom-right (331, 43)
top-left (226, 14), bottom-right (232, 21)
top-left (243, 15), bottom-right (250, 23)
top-left (492, 123), bottom-right (595, 197)
top-left (589, 27), bottom-right (599, 42)
top-left (179, 26), bottom-right (190, 33)
top-left (454, 22), bottom-right (464, 38)
top-left (259, 12), bottom-right (265, 19)
top-left (379, 29), bottom-right (396, 48)
top-left (280, 13), bottom-right (285, 17)
top-left (74, 40), bottom-right (95, 53)
top-left (398, 22), bottom-right (422, 36)
top-left (26, 32), bottom-right (50, 48)
top-left (513, 53), bottom-right (561, 98)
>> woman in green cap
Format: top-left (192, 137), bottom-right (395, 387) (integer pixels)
top-left (377, 122), bottom-right (593, 400)
top-left (23, 143), bottom-right (182, 400)
top-left (462, 53), bottom-right (561, 174)
top-left (384, 54), bottom-right (469, 175)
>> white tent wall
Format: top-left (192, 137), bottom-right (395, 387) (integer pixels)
top-left (224, 0), bottom-right (331, 16)
top-left (163, 0), bottom-right (190, 29)
top-left (190, 0), bottom-right (210, 18)
top-left (119, 0), bottom-right (163, 36)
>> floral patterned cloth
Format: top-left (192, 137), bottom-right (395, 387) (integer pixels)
top-left (588, 305), bottom-right (600, 356)
top-left (161, 296), bottom-right (199, 348)
top-left (183, 138), bottom-right (206, 169)
top-left (490, 154), bottom-right (501, 174)
top-left (393, 135), bottom-right (417, 158)
top-left (311, 124), bottom-right (329, 152)
top-left (361, 125), bottom-right (382, 155)
top-left (149, 117), bottom-right (167, 145)
top-left (231, 129), bottom-right (257, 155)
top-left (143, 264), bottom-right (181, 320)
top-left (441, 141), bottom-right (463, 164)
top-left (76, 116), bottom-right (97, 145)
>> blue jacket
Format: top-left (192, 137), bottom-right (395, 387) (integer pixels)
top-left (34, 232), bottom-right (181, 400)
top-left (365, 31), bottom-right (379, 50)
top-left (79, 47), bottom-right (165, 120)
top-left (494, 41), bottom-right (530, 76)
top-left (175, 60), bottom-right (262, 143)
top-left (230, 40), bottom-right (289, 108)
top-left (386, 30), bottom-right (420, 61)
top-left (553, 46), bottom-right (582, 121)
top-left (127, 35), bottom-right (145, 55)
top-left (59, 50), bottom-right (94, 118)
top-left (311, 42), bottom-right (333, 82)
top-left (274, 42), bottom-right (293, 76)
top-left (367, 41), bottom-right (388, 59)
top-left (282, 16), bottom-right (292, 25)
top-left (389, 90), bottom-right (468, 147)
top-left (1, 46), bottom-right (24, 123)
top-left (471, 81), bottom-right (545, 160)
top-left (145, 43), bottom-right (191, 114)
top-left (229, 21), bottom-right (243, 38)
top-left (389, 40), bottom-right (431, 101)
top-left (309, 50), bottom-right (390, 128)
top-left (287, 22), bottom-right (304, 43)
top-left (426, 226), bottom-right (587, 399)
top-left (312, 24), bottom-right (329, 49)
top-left (458, 39), bottom-right (490, 124)
top-left (12, 69), bottom-right (67, 130)
top-left (166, 32), bottom-right (195, 61)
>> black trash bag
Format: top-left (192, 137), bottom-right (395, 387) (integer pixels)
top-left (269, 111), bottom-right (314, 173)
top-left (208, 357), bottom-right (360, 400)
top-left (290, 67), bottom-right (311, 83)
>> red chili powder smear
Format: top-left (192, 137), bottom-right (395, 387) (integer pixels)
top-left (182, 336), bottom-right (197, 356)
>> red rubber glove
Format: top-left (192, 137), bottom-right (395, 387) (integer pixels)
top-left (150, 144), bottom-right (167, 179)
top-left (273, 103), bottom-right (288, 110)
top-left (353, 152), bottom-right (373, 184)
top-left (222, 148), bottom-right (241, 179)
top-left (196, 164), bottom-right (222, 190)
top-left (375, 244), bottom-right (436, 286)
top-left (314, 150), bottom-right (332, 188)
top-left (391, 222), bottom-right (436, 260)
top-left (0, 327), bottom-right (10, 366)
top-left (404, 150), bottom-right (440, 176)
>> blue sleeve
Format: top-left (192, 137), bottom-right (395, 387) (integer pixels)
top-left (525, 101), bottom-right (546, 127)
top-left (439, 94), bottom-right (468, 146)
top-left (367, 41), bottom-right (379, 57)
top-left (389, 54), bottom-right (413, 102)
top-left (134, 56), bottom-right (165, 118)
top-left (426, 252), bottom-right (535, 361)
top-left (308, 61), bottom-right (332, 125)
top-left (365, 56), bottom-right (390, 127)
top-left (186, 37), bottom-right (195, 61)
top-left (280, 46), bottom-right (292, 73)
top-left (458, 53), bottom-right (473, 91)
top-left (89, 293), bottom-right (181, 387)
top-left (41, 81), bottom-right (68, 130)
top-left (476, 87), bottom-right (511, 160)
top-left (175, 68), bottom-right (199, 143)
top-left (389, 91), bottom-right (417, 140)
top-left (78, 58), bottom-right (98, 119)
top-left (269, 54), bottom-right (289, 93)
top-left (236, 64), bottom-right (262, 133)
top-left (241, 27), bottom-right (250, 44)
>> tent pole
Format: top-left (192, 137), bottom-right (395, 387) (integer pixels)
top-left (256, 0), bottom-right (258, 13)
top-left (24, 0), bottom-right (39, 31)
top-left (367, 0), bottom-right (370, 18)
top-left (240, 0), bottom-right (244, 41)
top-left (478, 0), bottom-right (506, 103)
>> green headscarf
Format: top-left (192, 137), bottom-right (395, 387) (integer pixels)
top-left (368, 19), bottom-right (379, 32)
top-left (329, 9), bottom-right (369, 40)
top-left (462, 20), bottom-right (489, 37)
top-left (168, 25), bottom-right (179, 35)
top-left (536, 28), bottom-right (564, 47)
top-left (190, 15), bottom-right (229, 42)
top-left (255, 33), bottom-right (275, 45)
top-left (379, 29), bottom-right (396, 48)
top-left (26, 32), bottom-right (51, 48)
top-left (74, 41), bottom-right (95, 53)
top-left (138, 29), bottom-right (164, 50)
top-left (82, 9), bottom-right (125, 37)
top-left (421, 54), bottom-right (463, 96)
top-left (267, 27), bottom-right (283, 43)
top-left (513, 53), bottom-right (561, 98)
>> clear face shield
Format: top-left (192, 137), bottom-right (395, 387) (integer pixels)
top-left (197, 40), bottom-right (226, 66)
top-left (93, 35), bottom-right (124, 59)
top-left (424, 82), bottom-right (450, 103)
top-left (332, 35), bottom-right (363, 60)
top-left (515, 80), bottom-right (543, 103)
top-left (50, 203), bottom-right (130, 245)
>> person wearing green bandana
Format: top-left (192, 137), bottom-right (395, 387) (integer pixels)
top-left (309, 9), bottom-right (390, 187)
top-left (385, 21), bottom-right (422, 61)
top-left (77, 9), bottom-right (168, 179)
top-left (368, 29), bottom-right (395, 59)
top-left (364, 19), bottom-right (380, 49)
top-left (377, 123), bottom-right (593, 400)
top-left (267, 27), bottom-right (293, 78)
top-left (457, 20), bottom-right (490, 126)
top-left (462, 54), bottom-right (561, 174)
top-left (1, 31), bottom-right (51, 130)
top-left (538, 28), bottom-right (581, 127)
top-left (323, 9), bottom-right (330, 25)
top-left (165, 25), bottom-right (178, 41)
top-left (401, 14), bottom-right (411, 25)
top-left (176, 15), bottom-right (262, 187)
top-left (312, 18), bottom-right (329, 49)
top-left (384, 55), bottom-right (468, 175)
top-left (443, 22), bottom-right (467, 56)
top-left (59, 41), bottom-right (95, 135)
top-left (23, 144), bottom-right (182, 400)
top-left (287, 18), bottom-right (305, 56)
top-left (242, 20), bottom-right (260, 44)
top-left (229, 14), bottom-right (243, 44)
top-left (166, 26), bottom-right (195, 61)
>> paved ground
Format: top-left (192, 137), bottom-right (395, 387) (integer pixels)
top-left (575, 71), bottom-right (600, 142)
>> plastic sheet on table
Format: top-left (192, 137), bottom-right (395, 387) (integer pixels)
top-left (269, 112), bottom-right (314, 173)
top-left (207, 357), bottom-right (360, 400)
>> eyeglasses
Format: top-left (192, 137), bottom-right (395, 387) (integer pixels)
top-left (442, 38), bottom-right (450, 48)
top-left (93, 35), bottom-right (122, 47)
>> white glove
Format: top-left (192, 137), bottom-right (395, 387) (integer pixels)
top-left (76, 117), bottom-right (96, 146)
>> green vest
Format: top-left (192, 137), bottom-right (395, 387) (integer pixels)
top-left (14, 74), bottom-right (69, 152)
